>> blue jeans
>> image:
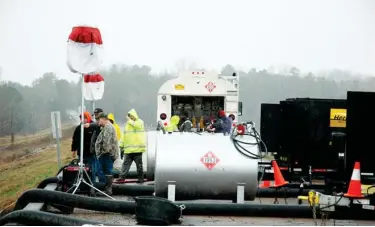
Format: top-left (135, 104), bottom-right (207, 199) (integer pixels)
top-left (83, 155), bottom-right (97, 182)
top-left (96, 160), bottom-right (106, 183)
top-left (99, 153), bottom-right (113, 179)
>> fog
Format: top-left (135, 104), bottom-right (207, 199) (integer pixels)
top-left (0, 0), bottom-right (375, 85)
top-left (0, 0), bottom-right (375, 135)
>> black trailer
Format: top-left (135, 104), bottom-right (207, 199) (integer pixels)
top-left (261, 98), bottom-right (347, 186)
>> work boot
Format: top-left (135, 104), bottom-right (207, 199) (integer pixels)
top-left (136, 163), bottom-right (144, 184)
top-left (104, 175), bottom-right (113, 195)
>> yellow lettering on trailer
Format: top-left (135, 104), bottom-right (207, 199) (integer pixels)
top-left (329, 108), bottom-right (346, 128)
top-left (174, 84), bottom-right (185, 90)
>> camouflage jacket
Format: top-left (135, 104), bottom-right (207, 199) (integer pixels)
top-left (95, 123), bottom-right (119, 159)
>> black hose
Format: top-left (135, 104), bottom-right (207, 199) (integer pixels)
top-left (36, 177), bottom-right (59, 189)
top-left (174, 202), bottom-right (375, 220)
top-left (67, 181), bottom-right (325, 198)
top-left (0, 210), bottom-right (113, 226)
top-left (112, 183), bottom-right (324, 197)
top-left (109, 183), bottom-right (324, 198)
top-left (13, 189), bottom-right (315, 219)
top-left (177, 202), bottom-right (312, 218)
top-left (13, 189), bottom-right (375, 220)
top-left (94, 183), bottom-right (154, 196)
top-left (231, 123), bottom-right (268, 160)
top-left (257, 188), bottom-right (325, 198)
top-left (112, 171), bottom-right (147, 179)
top-left (56, 164), bottom-right (69, 176)
top-left (14, 189), bottom-right (136, 214)
top-left (281, 184), bottom-right (328, 190)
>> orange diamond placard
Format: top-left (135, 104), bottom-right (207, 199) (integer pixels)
top-left (200, 151), bottom-right (220, 170)
top-left (205, 82), bottom-right (216, 93)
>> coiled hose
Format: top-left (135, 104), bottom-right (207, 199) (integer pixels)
top-left (231, 121), bottom-right (272, 195)
top-left (231, 122), bottom-right (268, 160)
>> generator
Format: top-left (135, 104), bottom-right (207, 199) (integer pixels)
top-left (261, 98), bottom-right (347, 183)
top-left (60, 159), bottom-right (92, 193)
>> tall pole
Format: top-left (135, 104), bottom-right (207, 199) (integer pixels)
top-left (80, 75), bottom-right (84, 167)
top-left (54, 112), bottom-right (61, 168)
top-left (10, 100), bottom-right (14, 147)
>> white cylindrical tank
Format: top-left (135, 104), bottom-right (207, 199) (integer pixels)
top-left (146, 130), bottom-right (158, 180)
top-left (154, 133), bottom-right (259, 201)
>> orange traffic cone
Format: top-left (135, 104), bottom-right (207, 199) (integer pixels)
top-left (259, 180), bottom-right (272, 188)
top-left (271, 160), bottom-right (288, 188)
top-left (345, 161), bottom-right (364, 198)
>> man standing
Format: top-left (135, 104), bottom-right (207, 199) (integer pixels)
top-left (84, 108), bottom-right (106, 183)
top-left (89, 108), bottom-right (104, 155)
top-left (108, 113), bottom-right (122, 141)
top-left (118, 109), bottom-right (146, 183)
top-left (208, 110), bottom-right (232, 135)
top-left (71, 112), bottom-right (96, 181)
top-left (95, 113), bottom-right (119, 195)
top-left (108, 113), bottom-right (122, 159)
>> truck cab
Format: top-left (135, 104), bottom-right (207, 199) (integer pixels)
top-left (156, 70), bottom-right (242, 131)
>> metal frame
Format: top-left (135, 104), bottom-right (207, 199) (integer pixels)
top-left (66, 75), bottom-right (115, 200)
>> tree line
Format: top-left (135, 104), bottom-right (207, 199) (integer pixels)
top-left (0, 64), bottom-right (374, 137)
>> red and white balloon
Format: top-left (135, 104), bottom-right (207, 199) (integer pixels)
top-left (83, 73), bottom-right (105, 101)
top-left (67, 26), bottom-right (103, 74)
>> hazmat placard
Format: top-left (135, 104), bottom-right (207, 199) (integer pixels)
top-left (205, 82), bottom-right (216, 93)
top-left (329, 108), bottom-right (346, 128)
top-left (200, 151), bottom-right (220, 170)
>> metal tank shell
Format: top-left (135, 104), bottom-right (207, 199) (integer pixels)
top-left (146, 131), bottom-right (158, 180)
top-left (154, 133), bottom-right (259, 201)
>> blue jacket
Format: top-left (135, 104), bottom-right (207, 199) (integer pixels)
top-left (213, 116), bottom-right (232, 135)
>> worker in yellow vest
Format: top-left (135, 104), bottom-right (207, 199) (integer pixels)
top-left (165, 115), bottom-right (180, 133)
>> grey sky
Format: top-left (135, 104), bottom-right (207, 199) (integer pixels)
top-left (0, 0), bottom-right (375, 85)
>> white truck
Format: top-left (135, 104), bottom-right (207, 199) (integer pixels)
top-left (156, 70), bottom-right (243, 130)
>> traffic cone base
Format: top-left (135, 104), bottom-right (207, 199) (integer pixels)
top-left (271, 160), bottom-right (288, 188)
top-left (344, 193), bottom-right (364, 198)
top-left (259, 180), bottom-right (272, 188)
top-left (344, 161), bottom-right (364, 198)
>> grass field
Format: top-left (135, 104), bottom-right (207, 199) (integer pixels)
top-left (0, 139), bottom-right (72, 213)
top-left (0, 124), bottom-right (74, 142)
top-left (0, 125), bottom-right (76, 214)
top-left (0, 126), bottom-right (75, 164)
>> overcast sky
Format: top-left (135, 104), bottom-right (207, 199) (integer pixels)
top-left (0, 0), bottom-right (375, 85)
